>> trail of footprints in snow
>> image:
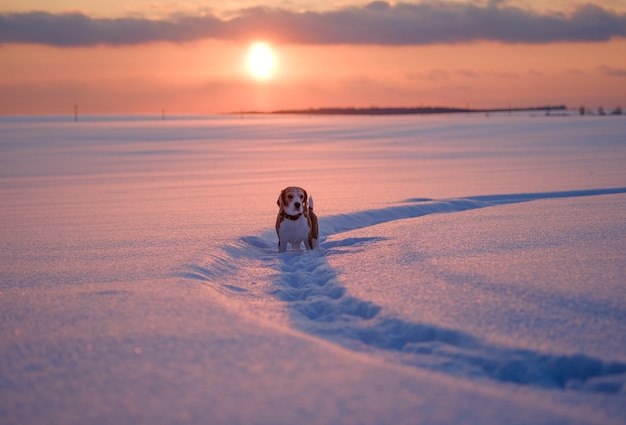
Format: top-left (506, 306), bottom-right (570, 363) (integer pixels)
top-left (185, 235), bottom-right (626, 395)
top-left (186, 190), bottom-right (626, 394)
top-left (271, 243), bottom-right (381, 322)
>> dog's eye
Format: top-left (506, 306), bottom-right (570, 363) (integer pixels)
top-left (287, 195), bottom-right (293, 200)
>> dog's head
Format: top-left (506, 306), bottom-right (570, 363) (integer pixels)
top-left (277, 186), bottom-right (308, 216)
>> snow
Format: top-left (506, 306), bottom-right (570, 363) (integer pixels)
top-left (1, 113), bottom-right (625, 424)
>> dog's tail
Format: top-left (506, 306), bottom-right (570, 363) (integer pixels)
top-left (308, 196), bottom-right (314, 211)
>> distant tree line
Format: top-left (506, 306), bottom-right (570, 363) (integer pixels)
top-left (261, 105), bottom-right (568, 116)
top-left (579, 106), bottom-right (623, 116)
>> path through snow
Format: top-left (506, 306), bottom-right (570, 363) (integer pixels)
top-left (182, 188), bottom-right (626, 394)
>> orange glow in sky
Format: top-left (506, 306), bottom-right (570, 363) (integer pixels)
top-left (0, 1), bottom-right (625, 114)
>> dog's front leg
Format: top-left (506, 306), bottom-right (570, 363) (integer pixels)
top-left (278, 240), bottom-right (287, 253)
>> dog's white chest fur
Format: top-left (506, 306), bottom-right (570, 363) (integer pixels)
top-left (277, 215), bottom-right (310, 249)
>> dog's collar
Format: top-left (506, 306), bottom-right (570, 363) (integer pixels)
top-left (281, 212), bottom-right (303, 221)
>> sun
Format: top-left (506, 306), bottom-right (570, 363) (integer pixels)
top-left (247, 42), bottom-right (276, 81)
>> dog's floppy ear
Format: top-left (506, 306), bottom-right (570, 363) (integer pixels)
top-left (302, 188), bottom-right (308, 209)
top-left (277, 189), bottom-right (285, 210)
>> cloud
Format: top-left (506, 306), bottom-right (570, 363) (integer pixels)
top-left (0, 11), bottom-right (224, 46)
top-left (599, 65), bottom-right (626, 76)
top-left (406, 69), bottom-right (451, 81)
top-left (1, 1), bottom-right (625, 47)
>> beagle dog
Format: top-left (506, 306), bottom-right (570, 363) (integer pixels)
top-left (276, 186), bottom-right (319, 253)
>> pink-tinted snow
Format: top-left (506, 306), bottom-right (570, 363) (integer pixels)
top-left (1, 114), bottom-right (625, 425)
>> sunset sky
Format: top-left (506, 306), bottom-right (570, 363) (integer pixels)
top-left (1, 0), bottom-right (625, 114)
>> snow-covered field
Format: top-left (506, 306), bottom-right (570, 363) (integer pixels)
top-left (1, 113), bottom-right (625, 425)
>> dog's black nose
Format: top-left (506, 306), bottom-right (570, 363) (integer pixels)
top-left (294, 202), bottom-right (301, 209)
